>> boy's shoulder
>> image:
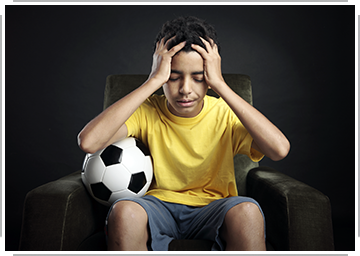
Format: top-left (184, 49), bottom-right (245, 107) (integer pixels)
top-left (148, 94), bottom-right (165, 103)
top-left (137, 94), bottom-right (167, 115)
top-left (144, 94), bottom-right (165, 109)
top-left (205, 95), bottom-right (229, 111)
top-left (206, 94), bottom-right (224, 105)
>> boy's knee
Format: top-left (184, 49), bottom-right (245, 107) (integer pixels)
top-left (107, 200), bottom-right (149, 250)
top-left (109, 200), bottom-right (147, 224)
top-left (240, 201), bottom-right (261, 213)
top-left (227, 202), bottom-right (263, 222)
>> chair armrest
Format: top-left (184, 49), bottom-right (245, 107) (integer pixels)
top-left (247, 166), bottom-right (334, 251)
top-left (19, 171), bottom-right (108, 251)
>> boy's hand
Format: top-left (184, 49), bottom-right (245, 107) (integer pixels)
top-left (149, 37), bottom-right (186, 86)
top-left (191, 37), bottom-right (226, 92)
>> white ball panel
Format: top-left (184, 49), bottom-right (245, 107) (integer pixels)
top-left (82, 154), bottom-right (90, 171)
top-left (84, 156), bottom-right (106, 184)
top-left (113, 137), bottom-right (136, 150)
top-left (121, 147), bottom-right (145, 174)
top-left (102, 164), bottom-right (131, 191)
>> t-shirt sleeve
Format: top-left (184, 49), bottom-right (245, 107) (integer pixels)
top-left (124, 98), bottom-right (153, 143)
top-left (125, 106), bottom-right (142, 138)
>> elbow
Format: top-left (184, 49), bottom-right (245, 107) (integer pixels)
top-left (270, 139), bottom-right (291, 161)
top-left (77, 132), bottom-right (98, 154)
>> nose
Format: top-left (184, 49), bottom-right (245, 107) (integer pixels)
top-left (179, 77), bottom-right (192, 95)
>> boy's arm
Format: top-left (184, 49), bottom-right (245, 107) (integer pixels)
top-left (192, 38), bottom-right (290, 161)
top-left (213, 83), bottom-right (290, 161)
top-left (77, 80), bottom-right (158, 154)
top-left (78, 38), bottom-right (186, 154)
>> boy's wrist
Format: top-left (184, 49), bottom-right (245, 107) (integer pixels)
top-left (145, 76), bottom-right (167, 91)
top-left (209, 80), bottom-right (229, 96)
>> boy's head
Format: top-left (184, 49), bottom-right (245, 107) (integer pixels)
top-left (155, 16), bottom-right (219, 118)
top-left (154, 16), bottom-right (220, 53)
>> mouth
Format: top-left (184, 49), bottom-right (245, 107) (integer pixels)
top-left (176, 99), bottom-right (195, 107)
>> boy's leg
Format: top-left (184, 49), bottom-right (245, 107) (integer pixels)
top-left (182, 196), bottom-right (265, 251)
top-left (107, 200), bottom-right (149, 251)
top-left (106, 195), bottom-right (181, 251)
top-left (219, 202), bottom-right (266, 251)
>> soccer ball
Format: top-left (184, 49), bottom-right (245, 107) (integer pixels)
top-left (81, 137), bottom-right (153, 206)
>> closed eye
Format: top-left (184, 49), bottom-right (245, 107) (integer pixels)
top-left (192, 71), bottom-right (204, 83)
top-left (193, 75), bottom-right (204, 83)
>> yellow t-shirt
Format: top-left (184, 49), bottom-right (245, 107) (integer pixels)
top-left (125, 94), bottom-right (264, 207)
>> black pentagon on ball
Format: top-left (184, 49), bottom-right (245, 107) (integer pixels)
top-left (135, 139), bottom-right (150, 156)
top-left (91, 182), bottom-right (112, 202)
top-left (101, 145), bottom-right (123, 167)
top-left (128, 172), bottom-right (147, 194)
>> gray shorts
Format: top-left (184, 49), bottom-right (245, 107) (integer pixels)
top-left (106, 195), bottom-right (265, 251)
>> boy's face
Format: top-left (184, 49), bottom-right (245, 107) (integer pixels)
top-left (163, 50), bottom-right (208, 118)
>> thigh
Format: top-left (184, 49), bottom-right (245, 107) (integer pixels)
top-left (106, 200), bottom-right (149, 250)
top-left (106, 195), bottom-right (180, 251)
top-left (184, 196), bottom-right (265, 251)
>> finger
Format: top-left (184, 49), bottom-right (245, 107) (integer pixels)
top-left (164, 35), bottom-right (176, 46)
top-left (198, 37), bottom-right (220, 56)
top-left (164, 35), bottom-right (183, 53)
top-left (155, 41), bottom-right (160, 51)
top-left (156, 36), bottom-right (173, 51)
top-left (158, 35), bottom-right (183, 55)
top-left (199, 37), bottom-right (212, 49)
top-left (168, 41), bottom-right (186, 56)
top-left (155, 38), bottom-right (166, 52)
top-left (191, 43), bottom-right (208, 57)
top-left (207, 37), bottom-right (215, 47)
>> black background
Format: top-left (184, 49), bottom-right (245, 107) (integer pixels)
top-left (6, 5), bottom-right (354, 251)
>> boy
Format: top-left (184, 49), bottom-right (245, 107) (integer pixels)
top-left (78, 16), bottom-right (290, 251)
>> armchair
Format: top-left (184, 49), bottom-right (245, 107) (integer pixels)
top-left (19, 74), bottom-right (334, 251)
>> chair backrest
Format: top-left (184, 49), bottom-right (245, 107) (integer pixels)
top-left (103, 74), bottom-right (259, 195)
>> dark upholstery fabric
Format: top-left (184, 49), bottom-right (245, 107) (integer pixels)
top-left (19, 171), bottom-right (109, 251)
top-left (247, 166), bottom-right (334, 251)
top-left (19, 74), bottom-right (334, 251)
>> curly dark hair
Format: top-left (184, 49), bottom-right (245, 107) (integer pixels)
top-left (154, 16), bottom-right (220, 53)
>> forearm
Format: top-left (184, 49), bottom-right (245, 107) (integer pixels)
top-left (214, 82), bottom-right (290, 161)
top-left (78, 77), bottom-right (162, 154)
